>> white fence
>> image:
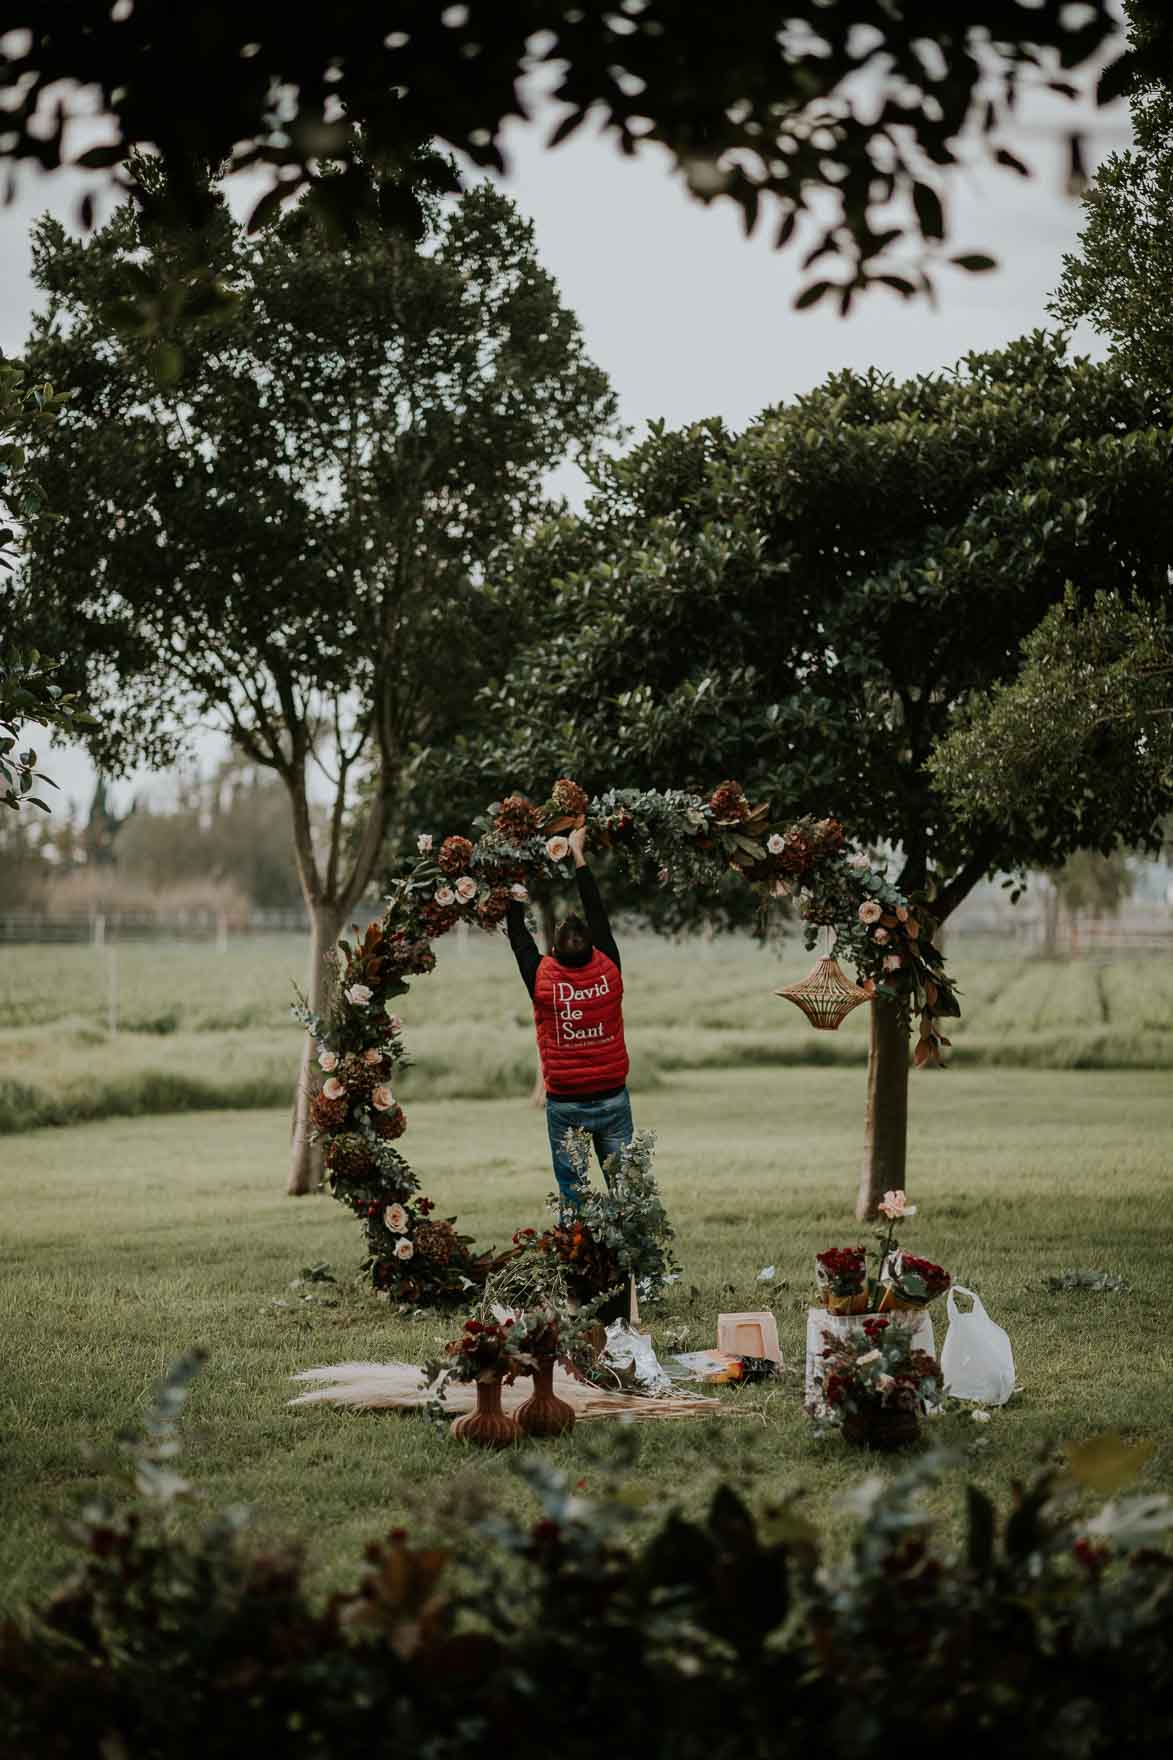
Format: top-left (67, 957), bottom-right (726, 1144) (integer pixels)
top-left (0, 908), bottom-right (310, 946)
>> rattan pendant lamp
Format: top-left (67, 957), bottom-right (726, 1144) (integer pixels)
top-left (775, 929), bottom-right (873, 1031)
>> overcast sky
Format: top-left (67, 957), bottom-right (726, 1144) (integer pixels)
top-left (3, 71), bottom-right (1132, 814)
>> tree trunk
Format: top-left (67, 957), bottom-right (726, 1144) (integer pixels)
top-left (855, 997), bottom-right (910, 1221)
top-left (528, 893), bottom-right (558, 1108)
top-left (1042, 878), bottom-right (1060, 957)
top-left (287, 899), bottom-right (345, 1196)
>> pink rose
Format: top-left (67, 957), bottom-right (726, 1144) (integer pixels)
top-left (873, 926), bottom-right (890, 944)
top-left (878, 1190), bottom-right (916, 1219)
top-left (510, 882), bottom-right (529, 902)
top-left (363, 1048), bottom-right (383, 1066)
top-left (322, 1077), bottom-right (345, 1100)
top-left (545, 835), bottom-right (570, 862)
top-left (434, 885), bottom-right (455, 907)
top-left (849, 852), bottom-right (871, 870)
top-left (384, 1203), bottom-right (408, 1233)
top-left (345, 983), bottom-right (372, 1006)
top-left (371, 1085), bottom-right (395, 1111)
top-left (454, 875), bottom-right (477, 904)
top-left (387, 1014), bottom-right (403, 1033)
top-left (883, 954), bottom-right (903, 972)
top-left (767, 833), bottom-right (785, 855)
top-left (858, 900), bottom-right (882, 924)
top-left (417, 834), bottom-right (433, 853)
top-left (318, 1050), bottom-right (338, 1072)
top-left (394, 1238), bottom-right (414, 1261)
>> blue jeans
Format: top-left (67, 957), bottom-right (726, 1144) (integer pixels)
top-left (546, 1088), bottom-right (634, 1211)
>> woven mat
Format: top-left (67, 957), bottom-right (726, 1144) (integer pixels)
top-left (290, 1361), bottom-right (730, 1422)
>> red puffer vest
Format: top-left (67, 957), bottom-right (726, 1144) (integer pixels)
top-left (532, 950), bottom-right (629, 1097)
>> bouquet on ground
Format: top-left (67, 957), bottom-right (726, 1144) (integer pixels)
top-left (821, 1315), bottom-right (943, 1421)
top-left (815, 1190), bottom-right (951, 1316)
top-left (880, 1249), bottom-right (952, 1310)
top-left (512, 1129), bottom-right (679, 1305)
top-left (815, 1245), bottom-right (869, 1314)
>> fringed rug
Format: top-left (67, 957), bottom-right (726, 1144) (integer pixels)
top-left (290, 1361), bottom-right (731, 1422)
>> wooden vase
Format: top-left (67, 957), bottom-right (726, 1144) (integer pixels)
top-left (451, 1376), bottom-right (520, 1450)
top-left (842, 1407), bottom-right (920, 1450)
top-left (516, 1357), bottom-right (576, 1439)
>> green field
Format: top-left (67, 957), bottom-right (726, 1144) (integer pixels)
top-left (3, 1057), bottom-right (1172, 1617)
top-left (3, 931), bottom-right (1173, 1135)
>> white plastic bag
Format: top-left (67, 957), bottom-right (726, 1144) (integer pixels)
top-left (940, 1286), bottom-right (1015, 1405)
top-left (603, 1320), bottom-right (672, 1393)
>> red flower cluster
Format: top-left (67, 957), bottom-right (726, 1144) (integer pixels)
top-left (861, 1316), bottom-right (890, 1340)
top-left (371, 1104), bottom-right (407, 1141)
top-left (708, 779), bottom-right (749, 822)
top-left (419, 900), bottom-right (461, 938)
top-left (444, 1317), bottom-right (520, 1381)
top-left (476, 887), bottom-right (511, 928)
top-left (522, 1219), bottom-right (621, 1298)
top-left (890, 1252), bottom-right (951, 1299)
top-left (388, 932), bottom-right (436, 976)
top-left (437, 834), bottom-right (474, 876)
top-left (815, 1246), bottom-right (867, 1296)
top-left (550, 777), bottom-right (589, 818)
top-left (494, 793), bottom-right (545, 843)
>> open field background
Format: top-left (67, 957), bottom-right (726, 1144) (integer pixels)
top-left (3, 930), bottom-right (1173, 1135)
top-left (3, 1046), bottom-right (1172, 1616)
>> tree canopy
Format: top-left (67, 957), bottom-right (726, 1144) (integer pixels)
top-left (0, 2), bottom-right (1150, 305)
top-left (469, 332), bottom-right (1173, 1210)
top-left (482, 333), bottom-right (1173, 895)
top-left (13, 165), bottom-right (617, 1190)
top-left (929, 589), bottom-right (1173, 853)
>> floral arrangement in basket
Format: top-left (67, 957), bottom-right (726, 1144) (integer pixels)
top-left (821, 1315), bottom-right (944, 1423)
top-left (294, 774), bottom-right (959, 1308)
top-left (816, 1192), bottom-right (952, 1316)
top-left (511, 1128), bottom-right (679, 1309)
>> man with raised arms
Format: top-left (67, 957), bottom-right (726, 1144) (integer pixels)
top-left (505, 827), bottom-right (633, 1209)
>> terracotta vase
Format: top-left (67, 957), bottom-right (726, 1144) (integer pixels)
top-left (842, 1407), bottom-right (920, 1450)
top-left (516, 1357), bottom-right (576, 1439)
top-left (451, 1376), bottom-right (520, 1449)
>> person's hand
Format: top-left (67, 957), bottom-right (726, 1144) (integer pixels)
top-left (568, 826), bottom-right (588, 867)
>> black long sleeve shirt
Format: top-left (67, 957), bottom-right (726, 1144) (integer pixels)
top-left (506, 865), bottom-right (620, 999)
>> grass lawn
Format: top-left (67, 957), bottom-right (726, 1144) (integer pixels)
top-left (4, 933), bottom-right (1173, 1135)
top-left (3, 1063), bottom-right (1172, 1617)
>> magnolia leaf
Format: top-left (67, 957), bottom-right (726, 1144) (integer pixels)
top-left (1064, 1433), bottom-right (1155, 1495)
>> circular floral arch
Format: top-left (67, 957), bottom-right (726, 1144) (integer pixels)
top-left (295, 779), bottom-right (960, 1307)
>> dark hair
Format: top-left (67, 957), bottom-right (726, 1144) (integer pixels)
top-left (553, 913), bottom-right (592, 962)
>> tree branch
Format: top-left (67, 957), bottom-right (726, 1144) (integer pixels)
top-left (934, 833), bottom-right (1002, 923)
